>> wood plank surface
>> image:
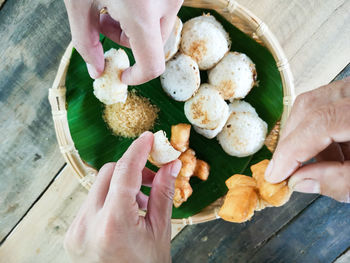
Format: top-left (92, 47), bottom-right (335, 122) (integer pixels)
top-left (0, 166), bottom-right (86, 263)
top-left (238, 0), bottom-right (350, 95)
top-left (0, 0), bottom-right (70, 240)
top-left (0, 0), bottom-right (6, 9)
top-left (335, 248), bottom-right (350, 263)
top-left (248, 197), bottom-right (350, 263)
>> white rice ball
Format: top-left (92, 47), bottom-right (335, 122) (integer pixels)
top-left (160, 53), bottom-right (200, 101)
top-left (93, 48), bottom-right (129, 105)
top-left (208, 52), bottom-right (257, 100)
top-left (217, 101), bottom-right (267, 157)
top-left (184, 84), bottom-right (229, 130)
top-left (228, 100), bottom-right (257, 115)
top-left (181, 14), bottom-right (230, 70)
top-left (164, 17), bottom-right (183, 62)
top-left (193, 106), bottom-right (229, 139)
top-left (149, 130), bottom-right (181, 167)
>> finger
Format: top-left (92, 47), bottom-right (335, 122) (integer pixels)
top-left (142, 167), bottom-right (156, 187)
top-left (146, 160), bottom-right (182, 236)
top-left (136, 192), bottom-right (149, 210)
top-left (99, 14), bottom-right (131, 48)
top-left (105, 131), bottom-right (154, 207)
top-left (87, 162), bottom-right (116, 208)
top-left (340, 142), bottom-right (350, 160)
top-left (288, 161), bottom-right (350, 203)
top-left (266, 98), bottom-right (350, 183)
top-left (281, 78), bottom-right (350, 141)
top-left (121, 21), bottom-right (165, 85)
top-left (316, 143), bottom-right (345, 162)
top-left (160, 15), bottom-right (177, 43)
top-left (64, 0), bottom-right (104, 79)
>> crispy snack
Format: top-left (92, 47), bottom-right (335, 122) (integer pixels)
top-left (170, 123), bottom-right (191, 152)
top-left (219, 175), bottom-right (258, 223)
top-left (170, 124), bottom-right (211, 207)
top-left (178, 148), bottom-right (197, 178)
top-left (219, 160), bottom-right (292, 223)
top-left (173, 175), bottom-right (193, 208)
top-left (193, 159), bottom-right (210, 181)
top-left (251, 160), bottom-right (291, 207)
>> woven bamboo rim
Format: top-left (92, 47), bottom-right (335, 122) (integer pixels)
top-left (49, 0), bottom-right (295, 226)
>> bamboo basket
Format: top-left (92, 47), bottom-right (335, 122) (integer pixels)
top-left (49, 0), bottom-right (295, 227)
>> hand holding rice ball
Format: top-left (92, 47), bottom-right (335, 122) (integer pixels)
top-left (93, 48), bottom-right (130, 105)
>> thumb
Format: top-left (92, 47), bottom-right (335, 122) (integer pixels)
top-left (146, 160), bottom-right (182, 235)
top-left (288, 161), bottom-right (350, 203)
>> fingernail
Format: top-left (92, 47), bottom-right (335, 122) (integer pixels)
top-left (293, 179), bottom-right (320, 194)
top-left (170, 160), bottom-right (182, 178)
top-left (264, 159), bottom-right (274, 180)
top-left (87, 63), bottom-right (99, 79)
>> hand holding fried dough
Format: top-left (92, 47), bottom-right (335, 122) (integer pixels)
top-left (265, 78), bottom-right (350, 203)
top-left (219, 160), bottom-right (291, 223)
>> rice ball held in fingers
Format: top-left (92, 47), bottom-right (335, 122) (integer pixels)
top-left (181, 14), bottom-right (230, 70)
top-left (148, 130), bottom-right (181, 167)
top-left (93, 48), bottom-right (129, 105)
top-left (208, 52), bottom-right (257, 101)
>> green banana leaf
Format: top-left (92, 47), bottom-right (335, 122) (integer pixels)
top-left (66, 6), bottom-right (283, 219)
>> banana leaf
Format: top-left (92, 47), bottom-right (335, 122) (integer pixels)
top-left (66, 7), bottom-right (283, 219)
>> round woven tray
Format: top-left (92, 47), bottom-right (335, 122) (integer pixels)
top-left (49, 0), bottom-right (295, 226)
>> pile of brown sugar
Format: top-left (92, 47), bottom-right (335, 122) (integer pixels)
top-left (103, 91), bottom-right (159, 138)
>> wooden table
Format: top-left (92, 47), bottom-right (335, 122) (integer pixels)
top-left (0, 0), bottom-right (349, 262)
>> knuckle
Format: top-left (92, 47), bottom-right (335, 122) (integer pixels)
top-left (338, 81), bottom-right (350, 98)
top-left (157, 184), bottom-right (175, 202)
top-left (98, 162), bottom-right (116, 175)
top-left (64, 217), bottom-right (86, 252)
top-left (311, 104), bottom-right (337, 129)
top-left (294, 91), bottom-right (314, 111)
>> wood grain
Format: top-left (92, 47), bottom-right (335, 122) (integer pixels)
top-left (0, 166), bottom-right (87, 263)
top-left (335, 248), bottom-right (350, 263)
top-left (0, 0), bottom-right (70, 240)
top-left (236, 0), bottom-right (350, 96)
top-left (171, 193), bottom-right (318, 262)
top-left (0, 0), bottom-right (6, 9)
top-left (248, 197), bottom-right (350, 263)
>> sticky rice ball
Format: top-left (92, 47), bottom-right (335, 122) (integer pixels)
top-left (208, 52), bottom-right (257, 100)
top-left (148, 130), bottom-right (181, 167)
top-left (93, 48), bottom-right (130, 105)
top-left (184, 84), bottom-right (229, 130)
top-left (228, 100), bottom-right (257, 115)
top-left (217, 101), bottom-right (267, 157)
top-left (181, 14), bottom-right (230, 70)
top-left (160, 53), bottom-right (200, 101)
top-left (164, 17), bottom-right (183, 61)
top-left (193, 107), bottom-right (229, 139)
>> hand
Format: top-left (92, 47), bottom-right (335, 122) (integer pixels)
top-left (64, 0), bottom-right (183, 84)
top-left (64, 132), bottom-right (182, 263)
top-left (265, 77), bottom-right (350, 203)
